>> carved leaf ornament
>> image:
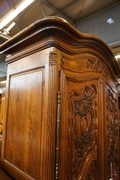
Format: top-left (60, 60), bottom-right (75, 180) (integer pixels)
top-left (87, 58), bottom-right (108, 75)
top-left (68, 84), bottom-right (98, 179)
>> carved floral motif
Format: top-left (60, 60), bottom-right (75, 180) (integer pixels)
top-left (68, 84), bottom-right (98, 179)
top-left (87, 160), bottom-right (99, 180)
top-left (106, 89), bottom-right (119, 179)
top-left (87, 58), bottom-right (108, 75)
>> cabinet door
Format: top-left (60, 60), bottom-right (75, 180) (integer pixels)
top-left (105, 84), bottom-right (119, 180)
top-left (59, 70), bottom-right (99, 180)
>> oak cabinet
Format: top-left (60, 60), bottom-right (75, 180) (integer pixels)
top-left (0, 17), bottom-right (120, 180)
top-left (0, 89), bottom-right (6, 157)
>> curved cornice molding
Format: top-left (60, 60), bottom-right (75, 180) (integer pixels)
top-left (0, 16), bottom-right (120, 78)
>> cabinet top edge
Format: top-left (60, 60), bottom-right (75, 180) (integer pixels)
top-left (0, 16), bottom-right (120, 77)
top-left (0, 16), bottom-right (113, 54)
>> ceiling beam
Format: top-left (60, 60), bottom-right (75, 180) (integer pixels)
top-left (39, 0), bottom-right (46, 17)
top-left (43, 0), bottom-right (75, 25)
top-left (12, 1), bottom-right (37, 30)
top-left (62, 0), bottom-right (79, 11)
top-left (75, 0), bottom-right (86, 27)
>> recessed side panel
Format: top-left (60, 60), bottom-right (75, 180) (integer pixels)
top-left (3, 68), bottom-right (44, 180)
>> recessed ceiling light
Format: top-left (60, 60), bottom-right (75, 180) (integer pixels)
top-left (106, 18), bottom-right (114, 24)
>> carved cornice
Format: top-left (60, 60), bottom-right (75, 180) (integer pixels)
top-left (0, 17), bottom-right (119, 78)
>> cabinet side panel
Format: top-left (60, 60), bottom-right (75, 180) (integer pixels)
top-left (3, 69), bottom-right (44, 180)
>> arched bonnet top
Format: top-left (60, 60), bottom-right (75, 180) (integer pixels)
top-left (0, 16), bottom-right (120, 79)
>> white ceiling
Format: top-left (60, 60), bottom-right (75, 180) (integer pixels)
top-left (0, 0), bottom-right (120, 88)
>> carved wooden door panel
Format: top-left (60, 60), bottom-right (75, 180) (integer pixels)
top-left (105, 84), bottom-right (119, 180)
top-left (59, 70), bottom-right (99, 180)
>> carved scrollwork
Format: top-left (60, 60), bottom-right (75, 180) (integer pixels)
top-left (87, 58), bottom-right (108, 76)
top-left (86, 160), bottom-right (99, 180)
top-left (106, 89), bottom-right (119, 179)
top-left (68, 84), bottom-right (98, 179)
